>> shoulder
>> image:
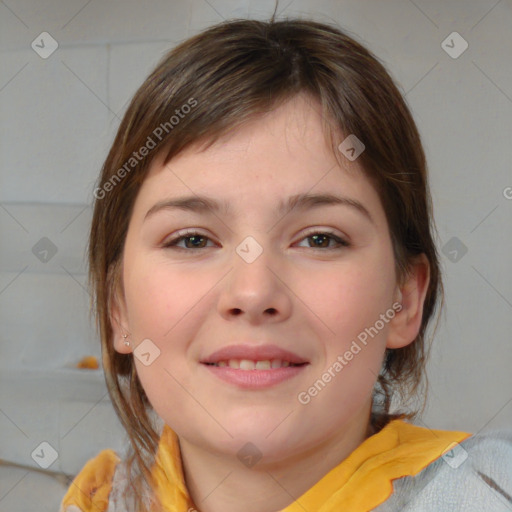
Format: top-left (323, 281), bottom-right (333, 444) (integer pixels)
top-left (375, 427), bottom-right (512, 511)
top-left (59, 449), bottom-right (121, 512)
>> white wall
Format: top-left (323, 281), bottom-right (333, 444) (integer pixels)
top-left (0, 0), bottom-right (511, 507)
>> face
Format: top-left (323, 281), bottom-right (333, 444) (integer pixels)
top-left (112, 94), bottom-right (425, 466)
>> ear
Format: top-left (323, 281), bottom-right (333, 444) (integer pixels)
top-left (386, 253), bottom-right (430, 349)
top-left (110, 280), bottom-right (132, 354)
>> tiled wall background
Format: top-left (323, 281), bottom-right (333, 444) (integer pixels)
top-left (0, 0), bottom-right (511, 509)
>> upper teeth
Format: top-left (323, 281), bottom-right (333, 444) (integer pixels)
top-left (210, 359), bottom-right (295, 369)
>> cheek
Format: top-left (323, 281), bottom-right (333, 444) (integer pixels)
top-left (297, 264), bottom-right (394, 432)
top-left (124, 256), bottom-right (200, 337)
top-left (124, 258), bottom-right (205, 424)
top-left (316, 253), bottom-right (396, 338)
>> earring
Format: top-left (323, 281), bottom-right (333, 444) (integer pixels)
top-left (122, 334), bottom-right (130, 347)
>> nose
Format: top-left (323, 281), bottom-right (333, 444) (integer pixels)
top-left (217, 242), bottom-right (293, 325)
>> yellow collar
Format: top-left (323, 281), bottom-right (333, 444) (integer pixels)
top-left (151, 419), bottom-right (472, 512)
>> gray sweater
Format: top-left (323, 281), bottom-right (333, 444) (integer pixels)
top-left (373, 426), bottom-right (512, 511)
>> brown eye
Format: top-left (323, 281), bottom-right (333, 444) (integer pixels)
top-left (296, 231), bottom-right (350, 250)
top-left (163, 230), bottom-right (214, 250)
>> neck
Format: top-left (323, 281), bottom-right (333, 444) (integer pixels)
top-left (178, 403), bottom-right (373, 512)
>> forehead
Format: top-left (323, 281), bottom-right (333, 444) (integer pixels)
top-left (137, 95), bottom-right (386, 226)
top-left (153, 94), bottom-right (352, 176)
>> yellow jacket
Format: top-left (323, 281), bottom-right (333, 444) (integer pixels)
top-left (60, 419), bottom-right (476, 512)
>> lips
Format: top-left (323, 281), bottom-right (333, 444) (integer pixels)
top-left (200, 344), bottom-right (309, 389)
top-left (200, 344), bottom-right (308, 366)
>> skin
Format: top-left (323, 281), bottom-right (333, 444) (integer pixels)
top-left (111, 93), bottom-right (430, 512)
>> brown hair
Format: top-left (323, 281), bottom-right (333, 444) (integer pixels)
top-left (88, 11), bottom-right (442, 511)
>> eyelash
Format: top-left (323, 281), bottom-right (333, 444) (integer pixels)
top-left (162, 229), bottom-right (350, 252)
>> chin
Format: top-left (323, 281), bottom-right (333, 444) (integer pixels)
top-left (223, 434), bottom-right (297, 467)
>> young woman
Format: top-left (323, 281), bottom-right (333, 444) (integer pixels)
top-left (60, 14), bottom-right (512, 512)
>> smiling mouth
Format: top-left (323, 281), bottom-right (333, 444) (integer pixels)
top-left (203, 359), bottom-right (307, 370)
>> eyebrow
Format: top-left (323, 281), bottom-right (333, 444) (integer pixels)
top-left (144, 192), bottom-right (375, 224)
